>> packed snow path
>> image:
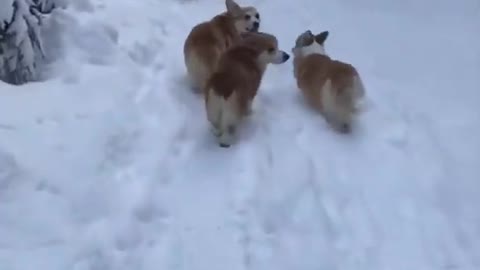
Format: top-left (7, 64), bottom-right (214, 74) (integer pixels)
top-left (0, 0), bottom-right (479, 270)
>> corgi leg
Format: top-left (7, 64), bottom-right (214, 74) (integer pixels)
top-left (206, 89), bottom-right (222, 137)
top-left (218, 125), bottom-right (236, 148)
top-left (218, 112), bottom-right (238, 148)
top-left (324, 108), bottom-right (352, 133)
top-left (187, 74), bottom-right (205, 94)
top-left (246, 100), bottom-right (253, 116)
top-left (217, 94), bottom-right (240, 148)
top-left (321, 80), bottom-right (353, 134)
top-left (211, 125), bottom-right (221, 137)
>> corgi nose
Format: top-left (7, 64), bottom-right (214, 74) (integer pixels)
top-left (253, 22), bottom-right (259, 30)
top-left (282, 52), bottom-right (290, 62)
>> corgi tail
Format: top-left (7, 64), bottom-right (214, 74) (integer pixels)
top-left (353, 75), bottom-right (366, 99)
top-left (351, 75), bottom-right (367, 113)
top-left (185, 50), bottom-right (216, 93)
top-left (321, 79), bottom-right (355, 133)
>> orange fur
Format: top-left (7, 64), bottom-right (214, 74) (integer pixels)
top-left (292, 30), bottom-right (365, 133)
top-left (183, 0), bottom-right (260, 93)
top-left (205, 32), bottom-right (290, 147)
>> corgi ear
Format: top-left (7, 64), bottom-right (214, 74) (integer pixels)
top-left (315, 31), bottom-right (329, 45)
top-left (226, 0), bottom-right (242, 16)
top-left (306, 30), bottom-right (314, 36)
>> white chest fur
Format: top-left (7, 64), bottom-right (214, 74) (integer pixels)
top-left (300, 42), bottom-right (326, 57)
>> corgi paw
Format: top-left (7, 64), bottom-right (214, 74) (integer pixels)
top-left (210, 125), bottom-right (221, 137)
top-left (219, 143), bottom-right (231, 148)
top-left (339, 123), bottom-right (351, 133)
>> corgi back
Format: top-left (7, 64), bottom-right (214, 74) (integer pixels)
top-left (292, 30), bottom-right (365, 133)
top-left (205, 32), bottom-right (290, 147)
top-left (183, 0), bottom-right (261, 93)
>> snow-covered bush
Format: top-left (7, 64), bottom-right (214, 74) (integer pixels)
top-left (0, 0), bottom-right (66, 85)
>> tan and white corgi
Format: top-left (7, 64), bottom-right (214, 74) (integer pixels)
top-left (292, 30), bottom-right (365, 133)
top-left (183, 0), bottom-right (261, 93)
top-left (205, 31), bottom-right (290, 147)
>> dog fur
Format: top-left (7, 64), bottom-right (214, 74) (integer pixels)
top-left (292, 30), bottom-right (365, 133)
top-left (183, 0), bottom-right (261, 93)
top-left (205, 31), bottom-right (290, 147)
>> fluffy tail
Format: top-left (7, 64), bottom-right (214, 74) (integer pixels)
top-left (351, 75), bottom-right (367, 112)
top-left (184, 50), bottom-right (216, 93)
top-left (321, 80), bottom-right (355, 133)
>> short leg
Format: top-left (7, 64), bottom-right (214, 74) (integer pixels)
top-left (218, 125), bottom-right (236, 148)
top-left (210, 124), bottom-right (221, 137)
top-left (191, 86), bottom-right (202, 94)
top-left (338, 122), bottom-right (352, 133)
top-left (325, 112), bottom-right (352, 134)
top-left (246, 101), bottom-right (253, 116)
top-left (217, 95), bottom-right (240, 148)
top-left (206, 90), bottom-right (223, 137)
top-left (186, 74), bottom-right (201, 94)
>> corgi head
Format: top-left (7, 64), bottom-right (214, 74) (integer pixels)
top-left (240, 31), bottom-right (290, 66)
top-left (225, 0), bottom-right (261, 33)
top-left (292, 30), bottom-right (329, 57)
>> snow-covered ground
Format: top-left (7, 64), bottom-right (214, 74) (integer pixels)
top-left (1, 0), bottom-right (479, 269)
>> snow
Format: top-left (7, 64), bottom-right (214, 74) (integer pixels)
top-left (0, 1), bottom-right (15, 27)
top-left (0, 0), bottom-right (479, 269)
top-left (0, 0), bottom-right (56, 85)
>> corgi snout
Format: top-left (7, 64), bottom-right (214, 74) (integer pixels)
top-left (245, 21), bottom-right (259, 32)
top-left (252, 21), bottom-right (260, 31)
top-left (273, 50), bottom-right (290, 64)
top-left (282, 51), bottom-right (290, 62)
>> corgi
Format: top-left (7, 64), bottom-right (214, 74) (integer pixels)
top-left (183, 0), bottom-right (261, 93)
top-left (204, 31), bottom-right (290, 148)
top-left (292, 30), bottom-right (365, 133)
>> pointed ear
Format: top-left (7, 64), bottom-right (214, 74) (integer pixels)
top-left (226, 0), bottom-right (242, 16)
top-left (306, 30), bottom-right (314, 36)
top-left (315, 31), bottom-right (329, 45)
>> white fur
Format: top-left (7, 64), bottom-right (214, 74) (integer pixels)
top-left (272, 50), bottom-right (286, 64)
top-left (320, 76), bottom-right (365, 131)
top-left (244, 9), bottom-right (260, 31)
top-left (206, 89), bottom-right (241, 147)
top-left (218, 95), bottom-right (240, 146)
top-left (299, 41), bottom-right (326, 57)
top-left (351, 75), bottom-right (367, 112)
top-left (352, 75), bottom-right (365, 99)
top-left (230, 3), bottom-right (260, 33)
top-left (259, 50), bottom-right (288, 65)
top-left (320, 79), bottom-right (350, 131)
top-left (206, 89), bottom-right (222, 135)
top-left (320, 79), bottom-right (335, 120)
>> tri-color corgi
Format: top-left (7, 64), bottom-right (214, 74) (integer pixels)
top-left (205, 31), bottom-right (290, 147)
top-left (292, 30), bottom-right (365, 133)
top-left (183, 0), bottom-right (261, 93)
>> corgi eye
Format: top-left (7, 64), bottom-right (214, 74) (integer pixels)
top-left (244, 14), bottom-right (251, 20)
top-left (255, 13), bottom-right (260, 19)
top-left (268, 47), bottom-right (275, 53)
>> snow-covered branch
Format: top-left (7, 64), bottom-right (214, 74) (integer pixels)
top-left (0, 0), bottom-right (65, 85)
